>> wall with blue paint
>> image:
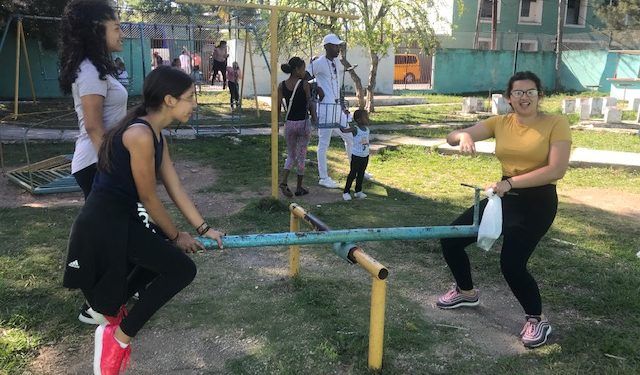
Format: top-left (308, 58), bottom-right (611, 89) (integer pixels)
top-left (0, 22), bottom-right (148, 99)
top-left (429, 49), bottom-right (639, 94)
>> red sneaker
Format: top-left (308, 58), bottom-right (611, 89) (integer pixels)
top-left (94, 324), bottom-right (131, 375)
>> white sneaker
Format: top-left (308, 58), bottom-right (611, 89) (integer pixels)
top-left (79, 304), bottom-right (108, 325)
top-left (319, 177), bottom-right (339, 189)
top-left (342, 193), bottom-right (352, 201)
top-left (364, 172), bottom-right (374, 180)
top-left (354, 191), bottom-right (367, 199)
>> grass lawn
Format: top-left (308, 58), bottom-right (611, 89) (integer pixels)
top-left (1, 136), bottom-right (639, 374)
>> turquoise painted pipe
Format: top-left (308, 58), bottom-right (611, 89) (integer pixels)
top-left (197, 225), bottom-right (479, 250)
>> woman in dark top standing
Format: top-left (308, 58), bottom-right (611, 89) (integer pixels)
top-left (63, 66), bottom-right (224, 374)
top-left (277, 57), bottom-right (318, 197)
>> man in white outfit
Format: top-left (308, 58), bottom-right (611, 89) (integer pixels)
top-left (307, 34), bottom-right (353, 189)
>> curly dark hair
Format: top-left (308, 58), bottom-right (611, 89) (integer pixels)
top-left (58, 0), bottom-right (118, 95)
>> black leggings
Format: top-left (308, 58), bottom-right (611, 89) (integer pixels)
top-left (73, 163), bottom-right (97, 199)
top-left (211, 60), bottom-right (227, 85)
top-left (82, 219), bottom-right (196, 338)
top-left (119, 220), bottom-right (196, 337)
top-left (228, 81), bottom-right (239, 105)
top-left (440, 183), bottom-right (558, 316)
top-left (344, 155), bottom-right (369, 193)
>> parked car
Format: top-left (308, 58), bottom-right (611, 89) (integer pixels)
top-left (394, 54), bottom-right (421, 83)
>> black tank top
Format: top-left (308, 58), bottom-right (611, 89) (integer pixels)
top-left (282, 80), bottom-right (308, 121)
top-left (92, 118), bottom-right (164, 206)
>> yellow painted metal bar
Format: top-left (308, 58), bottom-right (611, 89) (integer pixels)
top-left (18, 20), bottom-right (36, 103)
top-left (247, 33), bottom-right (260, 118)
top-left (351, 247), bottom-right (388, 280)
top-left (270, 8), bottom-right (279, 198)
top-left (13, 19), bottom-right (21, 119)
top-left (239, 30), bottom-right (248, 109)
top-left (289, 203), bottom-right (307, 220)
top-left (289, 212), bottom-right (301, 277)
top-left (368, 278), bottom-right (386, 370)
top-left (176, 0), bottom-right (358, 20)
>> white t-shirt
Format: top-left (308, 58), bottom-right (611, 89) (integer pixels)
top-left (179, 54), bottom-right (192, 74)
top-left (351, 126), bottom-right (370, 157)
top-left (307, 55), bottom-right (348, 126)
top-left (71, 59), bottom-right (128, 173)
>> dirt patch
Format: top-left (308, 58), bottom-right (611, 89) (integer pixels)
top-left (558, 187), bottom-right (640, 220)
top-left (27, 327), bottom-right (261, 375)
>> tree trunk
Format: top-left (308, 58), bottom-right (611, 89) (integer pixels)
top-left (366, 52), bottom-right (379, 113)
top-left (338, 46), bottom-right (365, 109)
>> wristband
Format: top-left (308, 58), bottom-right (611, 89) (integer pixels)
top-left (505, 178), bottom-right (513, 189)
top-left (197, 223), bottom-right (211, 236)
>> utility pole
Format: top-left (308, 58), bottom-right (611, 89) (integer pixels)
top-left (491, 0), bottom-right (498, 50)
top-left (473, 0), bottom-right (482, 49)
top-left (555, 0), bottom-right (565, 91)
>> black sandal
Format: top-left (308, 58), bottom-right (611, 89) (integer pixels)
top-left (279, 183), bottom-right (293, 197)
top-left (295, 187), bottom-right (309, 196)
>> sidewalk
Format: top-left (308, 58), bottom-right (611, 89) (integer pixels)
top-left (2, 123), bottom-right (639, 170)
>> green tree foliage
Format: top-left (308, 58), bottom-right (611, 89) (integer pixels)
top-left (595, 0), bottom-right (640, 29)
top-left (1, 0), bottom-right (68, 50)
top-left (261, 0), bottom-right (442, 111)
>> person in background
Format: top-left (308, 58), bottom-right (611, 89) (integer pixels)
top-left (341, 109), bottom-right (371, 201)
top-left (114, 57), bottom-right (129, 88)
top-left (210, 40), bottom-right (229, 88)
top-left (179, 47), bottom-right (192, 75)
top-left (226, 61), bottom-right (242, 109)
top-left (171, 57), bottom-right (181, 69)
top-left (306, 34), bottom-right (353, 189)
top-left (151, 51), bottom-right (163, 69)
top-left (277, 57), bottom-right (317, 197)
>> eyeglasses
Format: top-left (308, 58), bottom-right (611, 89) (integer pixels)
top-left (331, 61), bottom-right (337, 74)
top-left (510, 89), bottom-right (539, 98)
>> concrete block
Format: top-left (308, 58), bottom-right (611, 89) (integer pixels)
top-left (604, 106), bottom-right (622, 123)
top-left (602, 97), bottom-right (617, 113)
top-left (588, 98), bottom-right (603, 116)
top-left (561, 99), bottom-right (576, 114)
top-left (579, 101), bottom-right (591, 120)
top-left (628, 98), bottom-right (640, 111)
top-left (491, 94), bottom-right (510, 115)
top-left (462, 97), bottom-right (481, 114)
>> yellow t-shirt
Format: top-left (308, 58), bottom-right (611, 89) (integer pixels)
top-left (482, 113), bottom-right (572, 182)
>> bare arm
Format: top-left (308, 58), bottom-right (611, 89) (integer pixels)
top-left (490, 140), bottom-right (572, 196)
top-left (158, 136), bottom-right (224, 248)
top-left (277, 82), bottom-right (284, 121)
top-left (124, 127), bottom-right (223, 251)
top-left (80, 94), bottom-right (106, 151)
top-left (446, 121), bottom-right (494, 155)
top-left (303, 81), bottom-right (317, 124)
top-left (340, 125), bottom-right (355, 133)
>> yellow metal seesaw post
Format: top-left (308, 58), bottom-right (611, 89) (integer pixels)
top-left (288, 203), bottom-right (387, 369)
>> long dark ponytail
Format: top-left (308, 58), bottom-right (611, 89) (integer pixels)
top-left (98, 66), bottom-right (194, 172)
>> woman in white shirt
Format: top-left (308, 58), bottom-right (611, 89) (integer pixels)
top-left (59, 0), bottom-right (129, 327)
top-left (59, 0), bottom-right (128, 198)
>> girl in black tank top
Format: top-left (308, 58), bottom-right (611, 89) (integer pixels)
top-left (63, 66), bottom-right (225, 374)
top-left (277, 57), bottom-right (318, 197)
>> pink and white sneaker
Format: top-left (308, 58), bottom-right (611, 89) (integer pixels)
top-left (94, 324), bottom-right (131, 375)
top-left (436, 285), bottom-right (479, 309)
top-left (521, 315), bottom-right (552, 348)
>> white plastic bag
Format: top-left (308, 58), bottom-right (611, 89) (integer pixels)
top-left (477, 188), bottom-right (503, 251)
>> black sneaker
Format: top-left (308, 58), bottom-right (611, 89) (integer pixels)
top-left (78, 302), bottom-right (107, 325)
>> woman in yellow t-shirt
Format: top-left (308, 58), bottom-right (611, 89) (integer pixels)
top-left (436, 71), bottom-right (572, 349)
